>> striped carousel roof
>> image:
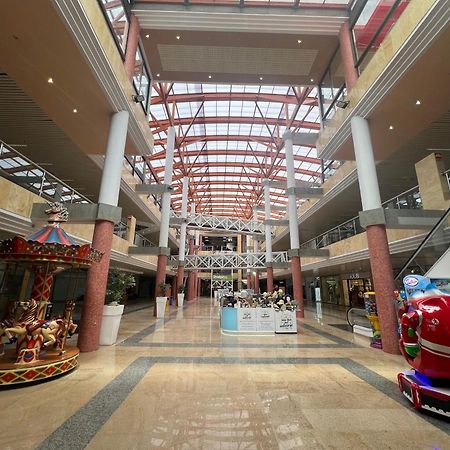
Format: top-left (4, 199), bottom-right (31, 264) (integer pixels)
top-left (26, 225), bottom-right (78, 246)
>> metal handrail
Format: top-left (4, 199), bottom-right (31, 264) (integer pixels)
top-left (301, 185), bottom-right (421, 250)
top-left (394, 206), bottom-right (450, 280)
top-left (443, 168), bottom-right (450, 191)
top-left (0, 140), bottom-right (91, 204)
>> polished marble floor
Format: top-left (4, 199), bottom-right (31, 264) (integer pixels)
top-left (1, 298), bottom-right (449, 450)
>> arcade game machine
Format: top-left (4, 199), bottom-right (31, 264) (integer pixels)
top-left (397, 274), bottom-right (450, 418)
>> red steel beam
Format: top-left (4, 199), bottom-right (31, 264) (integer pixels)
top-left (151, 92), bottom-right (318, 106)
top-left (151, 116), bottom-right (320, 133)
top-left (155, 161), bottom-right (318, 177)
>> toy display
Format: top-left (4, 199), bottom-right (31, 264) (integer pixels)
top-left (0, 203), bottom-right (102, 386)
top-left (363, 292), bottom-right (382, 349)
top-left (397, 275), bottom-right (450, 418)
top-left (219, 289), bottom-right (298, 334)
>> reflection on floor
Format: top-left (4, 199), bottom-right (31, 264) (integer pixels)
top-left (1, 298), bottom-right (449, 449)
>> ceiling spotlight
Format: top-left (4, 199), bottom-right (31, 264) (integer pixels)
top-left (132, 94), bottom-right (145, 103)
top-left (259, 76), bottom-right (263, 81)
top-left (73, 108), bottom-right (78, 113)
top-left (297, 39), bottom-right (302, 44)
top-left (208, 75), bottom-right (212, 79)
top-left (145, 34), bottom-right (150, 39)
top-left (47, 77), bottom-right (54, 84)
top-left (415, 100), bottom-right (421, 105)
top-left (176, 35), bottom-right (181, 40)
top-left (336, 99), bottom-right (350, 109)
top-left (310, 78), bottom-right (314, 82)
top-left (389, 125), bottom-right (394, 130)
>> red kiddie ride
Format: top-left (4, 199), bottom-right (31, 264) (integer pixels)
top-left (398, 293), bottom-right (450, 418)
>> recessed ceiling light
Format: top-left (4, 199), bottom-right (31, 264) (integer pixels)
top-left (259, 76), bottom-right (263, 81)
top-left (389, 125), bottom-right (394, 130)
top-left (415, 100), bottom-right (421, 105)
top-left (47, 77), bottom-right (54, 84)
top-left (73, 108), bottom-right (78, 113)
top-left (310, 78), bottom-right (314, 82)
top-left (176, 35), bottom-right (181, 40)
top-left (297, 39), bottom-right (302, 44)
top-left (208, 75), bottom-right (212, 79)
top-left (145, 34), bottom-right (150, 38)
top-left (156, 73), bottom-right (160, 77)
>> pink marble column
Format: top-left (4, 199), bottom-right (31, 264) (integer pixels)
top-left (78, 220), bottom-right (114, 352)
top-left (254, 271), bottom-right (260, 294)
top-left (339, 20), bottom-right (359, 91)
top-left (176, 265), bottom-right (185, 296)
top-left (124, 14), bottom-right (140, 81)
top-left (153, 254), bottom-right (168, 316)
top-left (366, 224), bottom-right (400, 355)
top-left (187, 236), bottom-right (196, 301)
top-left (246, 272), bottom-right (252, 289)
top-left (291, 255), bottom-right (304, 318)
top-left (266, 266), bottom-right (274, 293)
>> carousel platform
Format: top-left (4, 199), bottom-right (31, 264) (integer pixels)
top-left (0, 346), bottom-right (79, 385)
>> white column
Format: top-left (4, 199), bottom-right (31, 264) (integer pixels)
top-left (98, 111), bottom-right (129, 206)
top-left (178, 176), bottom-right (189, 261)
top-left (350, 116), bottom-right (382, 211)
top-left (246, 234), bottom-right (251, 279)
top-left (284, 130), bottom-right (300, 250)
top-left (253, 208), bottom-right (259, 254)
top-left (158, 126), bottom-right (175, 247)
top-left (264, 181), bottom-right (273, 262)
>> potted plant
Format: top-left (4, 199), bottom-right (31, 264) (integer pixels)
top-left (156, 281), bottom-right (167, 318)
top-left (100, 269), bottom-right (135, 345)
top-left (177, 284), bottom-right (185, 308)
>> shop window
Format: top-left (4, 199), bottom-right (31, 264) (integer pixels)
top-left (99, 0), bottom-right (130, 57)
top-left (132, 46), bottom-right (151, 113)
top-left (319, 48), bottom-right (347, 121)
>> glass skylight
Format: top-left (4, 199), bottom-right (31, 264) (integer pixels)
top-left (149, 82), bottom-right (321, 218)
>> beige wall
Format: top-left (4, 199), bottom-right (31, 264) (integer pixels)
top-left (415, 153), bottom-right (450, 210)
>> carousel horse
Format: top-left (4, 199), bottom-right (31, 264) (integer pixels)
top-left (0, 301), bottom-right (19, 355)
top-left (4, 297), bottom-right (41, 353)
top-left (4, 298), bottom-right (77, 362)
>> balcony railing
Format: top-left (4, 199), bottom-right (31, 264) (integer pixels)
top-left (113, 220), bottom-right (156, 247)
top-left (0, 141), bottom-right (91, 204)
top-left (300, 185), bottom-right (422, 250)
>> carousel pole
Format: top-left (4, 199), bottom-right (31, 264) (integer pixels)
top-left (78, 111), bottom-right (129, 353)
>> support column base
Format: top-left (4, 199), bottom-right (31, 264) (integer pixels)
top-left (366, 224), bottom-right (400, 355)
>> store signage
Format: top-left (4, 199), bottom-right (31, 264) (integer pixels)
top-left (404, 275), bottom-right (420, 287)
top-left (256, 308), bottom-right (275, 332)
top-left (275, 310), bottom-right (297, 334)
top-left (237, 308), bottom-right (257, 331)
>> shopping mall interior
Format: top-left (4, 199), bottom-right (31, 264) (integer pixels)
top-left (0, 0), bottom-right (449, 448)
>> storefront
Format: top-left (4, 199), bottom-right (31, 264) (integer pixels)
top-left (341, 273), bottom-right (373, 307)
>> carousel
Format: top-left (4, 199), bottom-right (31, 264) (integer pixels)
top-left (0, 202), bottom-right (102, 386)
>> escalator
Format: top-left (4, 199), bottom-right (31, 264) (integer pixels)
top-left (395, 206), bottom-right (450, 281)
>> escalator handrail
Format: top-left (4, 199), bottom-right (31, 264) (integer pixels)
top-left (394, 206), bottom-right (450, 280)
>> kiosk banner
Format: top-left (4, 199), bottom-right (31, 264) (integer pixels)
top-left (256, 308), bottom-right (275, 332)
top-left (275, 310), bottom-right (297, 333)
top-left (237, 308), bottom-right (257, 331)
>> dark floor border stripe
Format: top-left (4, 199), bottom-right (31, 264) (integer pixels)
top-left (124, 341), bottom-right (356, 349)
top-left (36, 358), bottom-right (155, 450)
top-left (37, 356), bottom-right (449, 450)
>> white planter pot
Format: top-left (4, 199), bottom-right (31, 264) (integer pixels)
top-left (177, 293), bottom-right (185, 307)
top-left (156, 297), bottom-right (167, 318)
top-left (100, 304), bottom-right (125, 345)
